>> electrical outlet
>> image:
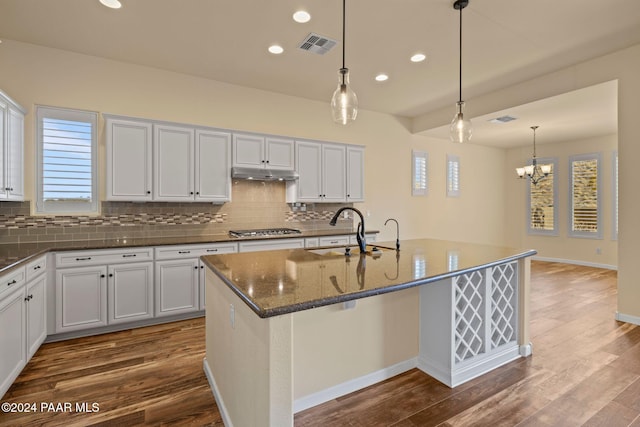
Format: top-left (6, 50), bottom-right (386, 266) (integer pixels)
top-left (230, 304), bottom-right (235, 329)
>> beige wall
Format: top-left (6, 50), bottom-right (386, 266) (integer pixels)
top-left (0, 39), bottom-right (507, 247)
top-left (506, 133), bottom-right (618, 268)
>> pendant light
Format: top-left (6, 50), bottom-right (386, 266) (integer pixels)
top-left (450, 0), bottom-right (472, 143)
top-left (516, 126), bottom-right (552, 185)
top-left (330, 0), bottom-right (358, 125)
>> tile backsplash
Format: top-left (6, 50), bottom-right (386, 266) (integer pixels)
top-left (0, 180), bottom-right (353, 244)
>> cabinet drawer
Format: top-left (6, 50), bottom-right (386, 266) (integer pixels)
top-left (238, 238), bottom-right (305, 253)
top-left (55, 247), bottom-right (154, 267)
top-left (0, 266), bottom-right (25, 298)
top-left (25, 255), bottom-right (47, 282)
top-left (304, 238), bottom-right (319, 248)
top-left (350, 233), bottom-right (377, 245)
top-left (154, 243), bottom-right (238, 260)
top-left (319, 235), bottom-right (350, 247)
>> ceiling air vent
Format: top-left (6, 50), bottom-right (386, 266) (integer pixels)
top-left (489, 115), bottom-right (518, 124)
top-left (298, 33), bottom-right (338, 55)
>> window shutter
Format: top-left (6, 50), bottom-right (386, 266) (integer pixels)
top-left (528, 159), bottom-right (557, 234)
top-left (447, 154), bottom-right (460, 197)
top-left (412, 150), bottom-right (428, 196)
top-left (569, 153), bottom-right (601, 238)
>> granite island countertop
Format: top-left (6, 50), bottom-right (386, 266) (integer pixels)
top-left (201, 238), bottom-right (537, 318)
top-left (0, 228), bottom-right (377, 274)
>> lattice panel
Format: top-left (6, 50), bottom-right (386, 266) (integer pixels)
top-left (490, 262), bottom-right (518, 349)
top-left (454, 270), bottom-right (485, 364)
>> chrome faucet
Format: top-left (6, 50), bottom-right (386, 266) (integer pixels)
top-left (384, 218), bottom-right (400, 251)
top-left (330, 207), bottom-right (366, 252)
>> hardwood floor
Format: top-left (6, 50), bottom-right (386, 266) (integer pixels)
top-left (1, 261), bottom-right (636, 426)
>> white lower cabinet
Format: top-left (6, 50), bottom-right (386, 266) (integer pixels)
top-left (25, 274), bottom-right (47, 359)
top-left (155, 259), bottom-right (200, 317)
top-left (238, 238), bottom-right (305, 253)
top-left (108, 262), bottom-right (154, 324)
top-left (0, 285), bottom-right (26, 398)
top-left (56, 265), bottom-right (108, 333)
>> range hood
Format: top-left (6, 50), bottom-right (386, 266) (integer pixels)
top-left (231, 167), bottom-right (299, 181)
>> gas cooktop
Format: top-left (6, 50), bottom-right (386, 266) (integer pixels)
top-left (228, 228), bottom-right (302, 238)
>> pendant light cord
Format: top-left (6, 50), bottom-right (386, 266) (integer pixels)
top-left (341, 0), bottom-right (346, 85)
top-left (458, 3), bottom-right (463, 103)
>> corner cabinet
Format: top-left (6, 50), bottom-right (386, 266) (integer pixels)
top-left (233, 133), bottom-right (294, 170)
top-left (105, 115), bottom-right (231, 203)
top-left (0, 91), bottom-right (26, 201)
top-left (105, 118), bottom-right (153, 201)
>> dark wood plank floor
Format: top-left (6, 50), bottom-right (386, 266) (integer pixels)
top-left (1, 261), bottom-right (636, 426)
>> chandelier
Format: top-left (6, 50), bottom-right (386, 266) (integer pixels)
top-left (516, 126), bottom-right (551, 185)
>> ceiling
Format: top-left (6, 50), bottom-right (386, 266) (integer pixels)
top-left (0, 0), bottom-right (637, 147)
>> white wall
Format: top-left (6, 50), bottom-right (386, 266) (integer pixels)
top-left (506, 134), bottom-right (618, 268)
top-left (0, 39), bottom-right (508, 247)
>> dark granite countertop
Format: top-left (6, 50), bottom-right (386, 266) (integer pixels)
top-left (0, 228), bottom-right (378, 275)
top-left (201, 238), bottom-right (537, 318)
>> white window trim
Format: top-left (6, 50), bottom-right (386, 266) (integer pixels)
top-left (612, 151), bottom-right (618, 241)
top-left (527, 157), bottom-right (558, 236)
top-left (446, 154), bottom-right (460, 198)
top-left (35, 105), bottom-right (99, 215)
top-left (412, 150), bottom-right (428, 196)
top-left (568, 152), bottom-right (602, 239)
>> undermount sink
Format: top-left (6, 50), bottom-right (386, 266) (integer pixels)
top-left (306, 245), bottom-right (394, 257)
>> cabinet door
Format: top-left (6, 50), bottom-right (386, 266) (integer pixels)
top-left (265, 137), bottom-right (294, 170)
top-left (0, 100), bottom-right (6, 200)
top-left (346, 146), bottom-right (365, 202)
top-left (26, 275), bottom-right (46, 360)
top-left (0, 286), bottom-right (26, 398)
top-left (195, 130), bottom-right (231, 202)
top-left (233, 133), bottom-right (265, 168)
top-left (106, 119), bottom-right (153, 201)
top-left (155, 259), bottom-right (199, 317)
top-left (108, 262), bottom-right (154, 324)
top-left (6, 107), bottom-right (24, 201)
top-left (295, 141), bottom-right (322, 202)
top-left (56, 266), bottom-right (107, 333)
top-left (154, 125), bottom-right (194, 201)
top-left (322, 144), bottom-right (346, 202)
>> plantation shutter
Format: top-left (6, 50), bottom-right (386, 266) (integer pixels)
top-left (412, 150), bottom-right (428, 196)
top-left (569, 154), bottom-right (601, 238)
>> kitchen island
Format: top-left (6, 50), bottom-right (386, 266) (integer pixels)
top-left (201, 239), bottom-right (536, 427)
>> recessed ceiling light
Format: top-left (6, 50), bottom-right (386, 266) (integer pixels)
top-left (268, 45), bottom-right (284, 54)
top-left (410, 53), bottom-right (426, 63)
top-left (293, 11), bottom-right (311, 23)
top-left (375, 74), bottom-right (389, 82)
top-left (99, 0), bottom-right (122, 9)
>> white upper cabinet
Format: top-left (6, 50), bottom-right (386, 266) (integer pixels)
top-left (154, 124), bottom-right (195, 202)
top-left (233, 133), bottom-right (294, 170)
top-left (195, 130), bottom-right (231, 202)
top-left (0, 91), bottom-right (26, 202)
top-left (106, 118), bottom-right (153, 201)
top-left (106, 116), bottom-right (231, 203)
top-left (346, 146), bottom-right (365, 202)
top-left (291, 141), bottom-right (347, 203)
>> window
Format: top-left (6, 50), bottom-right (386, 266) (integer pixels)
top-left (527, 158), bottom-right (558, 235)
top-left (613, 151), bottom-right (618, 240)
top-left (569, 153), bottom-right (601, 238)
top-left (412, 150), bottom-right (428, 196)
top-left (36, 106), bottom-right (98, 214)
top-left (447, 154), bottom-right (460, 197)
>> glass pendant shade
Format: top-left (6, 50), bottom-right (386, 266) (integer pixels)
top-left (331, 68), bottom-right (358, 125)
top-left (449, 101), bottom-right (472, 143)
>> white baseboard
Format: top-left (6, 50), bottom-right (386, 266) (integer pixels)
top-left (203, 358), bottom-right (233, 427)
top-left (519, 342), bottom-right (533, 357)
top-left (615, 312), bottom-right (640, 326)
top-left (293, 358), bottom-right (417, 413)
top-left (532, 256), bottom-right (617, 271)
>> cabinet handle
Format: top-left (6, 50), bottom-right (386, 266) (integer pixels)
top-left (347, 194), bottom-right (350, 198)
top-left (200, 265), bottom-right (204, 269)
top-left (196, 192), bottom-right (199, 195)
top-left (122, 254), bottom-right (137, 258)
top-left (100, 274), bottom-right (106, 278)
top-left (24, 296), bottom-right (31, 302)
top-left (109, 273), bottom-right (114, 277)
top-left (194, 266), bottom-right (199, 270)
top-left (330, 240), bottom-right (339, 244)
top-left (178, 250), bottom-right (191, 254)
top-left (266, 160), bottom-right (270, 164)
top-left (261, 160), bottom-right (265, 163)
top-left (190, 191), bottom-right (194, 195)
top-left (33, 265), bottom-right (41, 270)
top-left (76, 257), bottom-right (92, 261)
top-left (206, 249), bottom-right (218, 252)
top-left (7, 279), bottom-right (16, 286)
top-left (147, 191), bottom-right (151, 194)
